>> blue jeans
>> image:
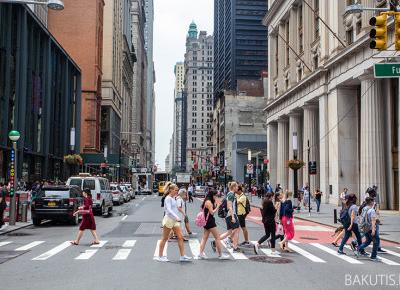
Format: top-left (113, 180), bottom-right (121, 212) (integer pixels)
top-left (358, 230), bottom-right (379, 259)
top-left (316, 199), bottom-right (321, 212)
top-left (339, 223), bottom-right (362, 252)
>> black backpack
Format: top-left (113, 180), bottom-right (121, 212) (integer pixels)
top-left (218, 198), bottom-right (228, 218)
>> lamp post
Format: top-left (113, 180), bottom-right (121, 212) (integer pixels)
top-left (0, 0), bottom-right (64, 10)
top-left (247, 149), bottom-right (252, 201)
top-left (8, 130), bottom-right (20, 226)
top-left (292, 132), bottom-right (299, 209)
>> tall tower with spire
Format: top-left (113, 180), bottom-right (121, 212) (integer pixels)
top-left (187, 21), bottom-right (198, 39)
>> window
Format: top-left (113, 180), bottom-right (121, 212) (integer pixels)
top-left (298, 5), bottom-right (303, 53)
top-left (285, 20), bottom-right (290, 66)
top-left (83, 179), bottom-right (96, 190)
top-left (99, 179), bottom-right (106, 190)
top-left (346, 28), bottom-right (354, 45)
top-left (314, 0), bottom-right (320, 40)
top-left (313, 55), bottom-right (319, 70)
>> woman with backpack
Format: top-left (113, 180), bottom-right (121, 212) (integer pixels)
top-left (254, 192), bottom-right (279, 255)
top-left (278, 191), bottom-right (295, 252)
top-left (198, 190), bottom-right (230, 260)
top-left (338, 193), bottom-right (363, 255)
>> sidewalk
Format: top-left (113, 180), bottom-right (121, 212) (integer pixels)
top-left (0, 209), bottom-right (32, 236)
top-left (249, 195), bottom-right (400, 244)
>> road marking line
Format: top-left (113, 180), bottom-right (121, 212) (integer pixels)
top-left (75, 249), bottom-right (98, 260)
top-left (122, 240), bottom-right (136, 248)
top-left (0, 241), bottom-right (12, 247)
top-left (154, 240), bottom-right (168, 258)
top-left (251, 241), bottom-right (281, 257)
top-left (221, 240), bottom-right (248, 260)
top-left (189, 239), bottom-right (200, 258)
top-left (15, 241), bottom-right (45, 251)
top-left (113, 249), bottom-right (132, 260)
top-left (311, 243), bottom-right (363, 264)
top-left (32, 241), bottom-right (71, 260)
top-left (291, 240), bottom-right (300, 244)
top-left (153, 195), bottom-right (157, 198)
top-left (90, 240), bottom-right (107, 248)
top-left (121, 215), bottom-right (128, 221)
top-left (347, 246), bottom-right (400, 266)
top-left (295, 225), bottom-right (332, 232)
top-left (375, 247), bottom-right (400, 259)
top-left (288, 242), bottom-right (326, 263)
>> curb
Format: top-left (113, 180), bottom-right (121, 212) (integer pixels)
top-left (0, 222), bottom-right (33, 236)
top-left (250, 203), bottom-right (400, 246)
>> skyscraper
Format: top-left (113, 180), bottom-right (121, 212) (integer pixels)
top-left (213, 0), bottom-right (267, 95)
top-left (184, 22), bottom-right (214, 174)
top-left (173, 62), bottom-right (185, 171)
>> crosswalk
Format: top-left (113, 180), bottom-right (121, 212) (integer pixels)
top-left (1, 238), bottom-right (400, 266)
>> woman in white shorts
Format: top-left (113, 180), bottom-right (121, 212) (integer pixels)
top-left (155, 182), bottom-right (192, 262)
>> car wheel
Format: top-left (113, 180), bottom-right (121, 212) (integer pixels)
top-left (101, 203), bottom-right (108, 217)
top-left (32, 217), bottom-right (42, 226)
top-left (108, 206), bottom-right (113, 212)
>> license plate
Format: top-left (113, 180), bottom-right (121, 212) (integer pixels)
top-left (48, 202), bottom-right (56, 207)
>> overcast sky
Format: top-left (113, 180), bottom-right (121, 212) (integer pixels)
top-left (153, 0), bottom-right (213, 170)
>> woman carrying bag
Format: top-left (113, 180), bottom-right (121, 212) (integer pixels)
top-left (71, 188), bottom-right (100, 246)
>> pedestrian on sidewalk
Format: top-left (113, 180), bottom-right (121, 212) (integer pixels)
top-left (0, 183), bottom-right (7, 230)
top-left (357, 197), bottom-right (381, 262)
top-left (71, 188), bottom-right (100, 246)
top-left (199, 190), bottom-right (230, 260)
top-left (302, 184), bottom-right (311, 210)
top-left (314, 189), bottom-right (322, 213)
top-left (155, 183), bottom-right (192, 262)
top-left (254, 192), bottom-right (279, 255)
top-left (338, 193), bottom-right (363, 255)
top-left (188, 184), bottom-right (194, 203)
top-left (218, 181), bottom-right (241, 252)
top-left (279, 191), bottom-right (295, 252)
top-left (236, 185), bottom-right (250, 246)
top-left (177, 188), bottom-right (193, 237)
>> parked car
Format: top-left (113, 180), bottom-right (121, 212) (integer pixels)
top-left (66, 173), bottom-right (113, 216)
top-left (110, 184), bottom-right (124, 205)
top-left (118, 185), bottom-right (131, 202)
top-left (31, 185), bottom-right (83, 226)
top-left (194, 186), bottom-right (208, 197)
top-left (123, 183), bottom-right (135, 199)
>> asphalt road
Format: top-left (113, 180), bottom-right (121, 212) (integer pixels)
top-left (0, 195), bottom-right (399, 290)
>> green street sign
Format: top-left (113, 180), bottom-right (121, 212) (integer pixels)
top-left (374, 63), bottom-right (400, 78)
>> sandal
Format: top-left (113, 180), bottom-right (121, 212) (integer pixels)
top-left (70, 241), bottom-right (79, 245)
top-left (331, 242), bottom-right (339, 247)
top-left (90, 241), bottom-right (100, 245)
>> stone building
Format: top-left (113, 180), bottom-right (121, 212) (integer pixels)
top-left (264, 0), bottom-right (399, 210)
top-left (173, 62), bottom-right (185, 171)
top-left (183, 22), bottom-right (214, 173)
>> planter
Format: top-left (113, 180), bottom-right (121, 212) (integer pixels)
top-left (287, 160), bottom-right (305, 170)
top-left (64, 154), bottom-right (83, 166)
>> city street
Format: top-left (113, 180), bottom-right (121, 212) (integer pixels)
top-left (0, 195), bottom-right (399, 290)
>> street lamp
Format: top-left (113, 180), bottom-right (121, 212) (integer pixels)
top-left (0, 0), bottom-right (65, 10)
top-left (344, 3), bottom-right (391, 16)
top-left (8, 130), bottom-right (20, 226)
top-left (247, 149), bottom-right (252, 200)
top-left (292, 132), bottom-right (299, 209)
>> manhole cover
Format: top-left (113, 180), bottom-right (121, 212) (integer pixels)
top-left (7, 232), bottom-right (31, 237)
top-left (249, 256), bottom-right (293, 264)
top-left (299, 237), bottom-right (319, 240)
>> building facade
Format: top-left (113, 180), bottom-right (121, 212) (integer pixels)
top-left (172, 62), bottom-right (185, 171)
top-left (0, 4), bottom-right (81, 182)
top-left (265, 0), bottom-right (399, 210)
top-left (131, 0), bottom-right (148, 169)
top-left (48, 0), bottom-right (104, 157)
top-left (213, 0), bottom-right (268, 95)
top-left (184, 23), bottom-right (214, 174)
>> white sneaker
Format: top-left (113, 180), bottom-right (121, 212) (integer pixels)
top-left (254, 243), bottom-right (260, 255)
top-left (197, 252), bottom-right (207, 260)
top-left (218, 253), bottom-right (230, 260)
top-left (154, 256), bottom-right (169, 262)
top-left (179, 255), bottom-right (192, 262)
top-left (223, 238), bottom-right (232, 249)
top-left (271, 250), bottom-right (280, 255)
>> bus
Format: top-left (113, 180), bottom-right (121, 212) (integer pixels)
top-left (154, 172), bottom-right (170, 196)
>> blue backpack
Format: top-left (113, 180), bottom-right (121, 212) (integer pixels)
top-left (339, 208), bottom-right (351, 228)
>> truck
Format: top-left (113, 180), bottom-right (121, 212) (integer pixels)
top-left (176, 172), bottom-right (191, 184)
top-left (133, 172), bottom-right (152, 195)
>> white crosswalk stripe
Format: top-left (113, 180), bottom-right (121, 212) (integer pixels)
top-left (90, 240), bottom-right (107, 248)
top-left (288, 242), bottom-right (326, 263)
top-left (0, 241), bottom-right (12, 247)
top-left (15, 241), bottom-right (45, 251)
top-left (311, 243), bottom-right (363, 264)
top-left (346, 246), bottom-right (400, 266)
top-left (221, 240), bottom-right (248, 260)
top-left (154, 240), bottom-right (168, 258)
top-left (75, 249), bottom-right (98, 260)
top-left (122, 240), bottom-right (136, 248)
top-left (189, 239), bottom-right (201, 258)
top-left (32, 241), bottom-right (71, 261)
top-left (376, 247), bottom-right (400, 259)
top-left (113, 249), bottom-right (132, 260)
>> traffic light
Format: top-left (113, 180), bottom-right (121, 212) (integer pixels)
top-left (369, 13), bottom-right (388, 50)
top-left (395, 13), bottom-right (400, 50)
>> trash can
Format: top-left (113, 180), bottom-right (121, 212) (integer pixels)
top-left (21, 203), bottom-right (28, 222)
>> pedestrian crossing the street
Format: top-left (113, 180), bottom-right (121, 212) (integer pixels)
top-left (1, 238), bottom-right (400, 266)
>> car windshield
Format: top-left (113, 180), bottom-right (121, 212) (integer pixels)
top-left (43, 190), bottom-right (70, 198)
top-left (69, 179), bottom-right (82, 187)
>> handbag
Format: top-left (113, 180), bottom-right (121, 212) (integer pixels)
top-left (275, 222), bottom-right (284, 236)
top-left (195, 207), bottom-right (210, 227)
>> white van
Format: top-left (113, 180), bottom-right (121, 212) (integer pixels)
top-left (66, 173), bottom-right (113, 216)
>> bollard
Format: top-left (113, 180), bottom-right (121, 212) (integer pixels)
top-left (21, 203), bottom-right (28, 222)
top-left (333, 209), bottom-right (337, 224)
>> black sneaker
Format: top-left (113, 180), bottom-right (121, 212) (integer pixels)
top-left (232, 247), bottom-right (242, 253)
top-left (210, 240), bottom-right (216, 253)
top-left (337, 250), bottom-right (347, 255)
top-left (350, 240), bottom-right (357, 252)
top-left (377, 248), bottom-right (387, 253)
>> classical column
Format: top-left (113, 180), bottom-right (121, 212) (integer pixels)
top-left (288, 112), bottom-right (302, 193)
top-left (267, 122), bottom-right (278, 188)
top-left (360, 78), bottom-right (386, 208)
top-left (303, 104), bottom-right (319, 192)
top-left (277, 118), bottom-right (289, 190)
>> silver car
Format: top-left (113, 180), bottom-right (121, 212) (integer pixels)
top-left (110, 184), bottom-right (124, 205)
top-left (118, 185), bottom-right (131, 202)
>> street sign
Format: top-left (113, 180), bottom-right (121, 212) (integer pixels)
top-left (246, 164), bottom-right (254, 175)
top-left (374, 63), bottom-right (400, 78)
